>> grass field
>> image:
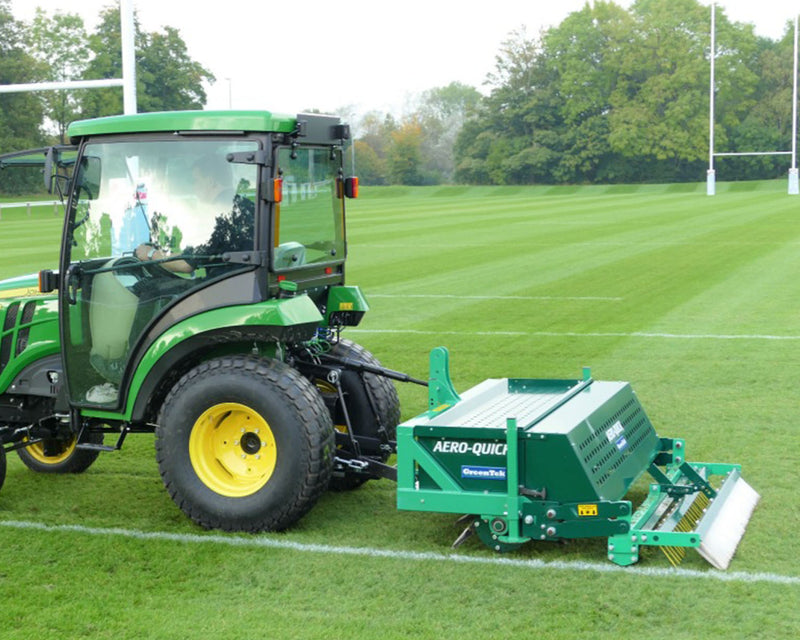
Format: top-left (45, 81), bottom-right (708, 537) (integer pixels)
top-left (1, 182), bottom-right (799, 638)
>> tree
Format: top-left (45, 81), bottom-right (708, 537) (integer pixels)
top-left (80, 7), bottom-right (214, 117)
top-left (454, 0), bottom-right (777, 185)
top-left (543, 1), bottom-right (633, 182)
top-left (608, 0), bottom-right (753, 170)
top-left (137, 26), bottom-right (214, 112)
top-left (353, 111), bottom-right (397, 185)
top-left (455, 28), bottom-right (549, 184)
top-left (28, 8), bottom-right (90, 142)
top-left (721, 29), bottom-right (794, 179)
top-left (416, 82), bottom-right (481, 182)
top-left (0, 0), bottom-right (45, 192)
top-left (352, 140), bottom-right (387, 185)
top-left (77, 7), bottom-right (129, 118)
top-left (387, 120), bottom-right (426, 185)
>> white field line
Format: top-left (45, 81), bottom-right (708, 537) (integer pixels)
top-left (0, 519), bottom-right (796, 586)
top-left (349, 328), bottom-right (800, 341)
top-left (368, 294), bottom-right (623, 301)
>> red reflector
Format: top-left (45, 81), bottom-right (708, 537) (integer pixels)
top-left (277, 275), bottom-right (286, 282)
top-left (324, 267), bottom-right (333, 275)
top-left (347, 176), bottom-right (359, 199)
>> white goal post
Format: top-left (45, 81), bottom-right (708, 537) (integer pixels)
top-left (707, 2), bottom-right (799, 195)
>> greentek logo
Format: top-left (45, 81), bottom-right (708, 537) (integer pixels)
top-left (461, 465), bottom-right (507, 480)
top-left (432, 440), bottom-right (507, 457)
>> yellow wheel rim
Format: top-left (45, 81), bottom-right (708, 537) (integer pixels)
top-left (24, 437), bottom-right (77, 464)
top-left (189, 402), bottom-right (277, 498)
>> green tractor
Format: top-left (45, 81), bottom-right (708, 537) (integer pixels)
top-left (0, 110), bottom-right (403, 531)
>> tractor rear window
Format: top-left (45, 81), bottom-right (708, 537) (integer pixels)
top-left (274, 146), bottom-right (345, 270)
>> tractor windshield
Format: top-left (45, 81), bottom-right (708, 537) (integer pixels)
top-left (68, 138), bottom-right (259, 262)
top-left (273, 146), bottom-right (345, 270)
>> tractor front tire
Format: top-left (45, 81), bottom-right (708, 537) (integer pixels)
top-left (17, 431), bottom-right (103, 474)
top-left (156, 356), bottom-right (334, 532)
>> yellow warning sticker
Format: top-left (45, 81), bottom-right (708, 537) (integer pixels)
top-left (578, 504), bottom-right (598, 517)
top-left (338, 302), bottom-right (354, 310)
top-left (0, 287), bottom-right (43, 300)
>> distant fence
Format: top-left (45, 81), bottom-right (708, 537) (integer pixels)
top-left (0, 201), bottom-right (61, 219)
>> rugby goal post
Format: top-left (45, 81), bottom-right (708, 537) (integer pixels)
top-left (707, 3), bottom-right (799, 195)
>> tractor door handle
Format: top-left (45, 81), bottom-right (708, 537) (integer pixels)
top-left (65, 264), bottom-right (81, 305)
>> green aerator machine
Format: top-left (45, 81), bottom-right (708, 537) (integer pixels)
top-left (396, 348), bottom-right (759, 569)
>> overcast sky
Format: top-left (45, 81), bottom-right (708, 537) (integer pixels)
top-left (9, 0), bottom-right (799, 117)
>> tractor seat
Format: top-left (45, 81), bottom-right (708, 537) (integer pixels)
top-left (274, 242), bottom-right (306, 268)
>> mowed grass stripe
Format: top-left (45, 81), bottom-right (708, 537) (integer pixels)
top-left (351, 188), bottom-right (800, 340)
top-left (0, 207), bottom-right (62, 278)
top-left (1, 184), bottom-right (798, 638)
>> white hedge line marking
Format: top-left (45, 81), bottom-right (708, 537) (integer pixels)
top-left (349, 329), bottom-right (800, 341)
top-left (368, 294), bottom-right (623, 301)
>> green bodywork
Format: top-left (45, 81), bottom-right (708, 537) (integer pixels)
top-left (0, 274), bottom-right (60, 395)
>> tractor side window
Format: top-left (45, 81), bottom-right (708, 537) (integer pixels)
top-left (274, 146), bottom-right (345, 270)
top-left (64, 138), bottom-right (260, 407)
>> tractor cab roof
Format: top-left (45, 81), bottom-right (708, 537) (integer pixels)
top-left (67, 110), bottom-right (350, 146)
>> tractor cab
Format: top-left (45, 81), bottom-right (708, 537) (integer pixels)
top-left (1, 110), bottom-right (400, 529)
top-left (48, 111), bottom-right (357, 410)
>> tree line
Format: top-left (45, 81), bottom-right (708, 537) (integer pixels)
top-left (356, 0), bottom-right (797, 185)
top-left (2, 0), bottom-right (797, 191)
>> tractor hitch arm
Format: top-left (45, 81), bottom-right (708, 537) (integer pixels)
top-left (318, 353), bottom-right (428, 386)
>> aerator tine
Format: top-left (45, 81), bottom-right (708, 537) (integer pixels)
top-left (452, 514), bottom-right (479, 549)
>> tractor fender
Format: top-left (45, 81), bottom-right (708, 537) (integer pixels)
top-left (114, 295), bottom-right (324, 422)
top-left (324, 285), bottom-right (369, 327)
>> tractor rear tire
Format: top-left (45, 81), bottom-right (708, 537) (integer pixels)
top-left (0, 446), bottom-right (6, 492)
top-left (156, 356), bottom-right (335, 532)
top-left (322, 339), bottom-right (401, 491)
top-left (17, 431), bottom-right (103, 474)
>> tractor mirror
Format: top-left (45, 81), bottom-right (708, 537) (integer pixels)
top-left (43, 147), bottom-right (55, 193)
top-left (77, 155), bottom-right (101, 200)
